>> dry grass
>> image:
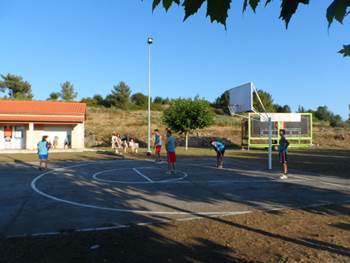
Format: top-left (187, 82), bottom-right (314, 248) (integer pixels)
top-left (85, 107), bottom-right (242, 147)
top-left (85, 107), bottom-right (350, 149)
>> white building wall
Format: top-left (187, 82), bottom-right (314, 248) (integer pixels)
top-left (0, 125), bottom-right (26, 150)
top-left (43, 125), bottom-right (72, 149)
top-left (1, 122), bottom-right (85, 151)
top-left (71, 122), bottom-right (85, 149)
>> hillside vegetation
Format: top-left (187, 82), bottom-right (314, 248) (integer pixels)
top-left (85, 107), bottom-right (350, 149)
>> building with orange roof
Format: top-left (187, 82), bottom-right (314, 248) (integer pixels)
top-left (0, 100), bottom-right (86, 151)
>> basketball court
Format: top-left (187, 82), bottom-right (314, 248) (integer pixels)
top-left (1, 156), bottom-right (349, 238)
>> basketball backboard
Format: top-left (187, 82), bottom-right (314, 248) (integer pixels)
top-left (259, 113), bottom-right (301, 122)
top-left (227, 82), bottom-right (254, 114)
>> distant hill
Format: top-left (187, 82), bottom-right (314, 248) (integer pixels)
top-left (85, 107), bottom-right (350, 149)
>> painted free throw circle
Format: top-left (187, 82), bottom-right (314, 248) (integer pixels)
top-left (92, 166), bottom-right (188, 184)
top-left (30, 162), bottom-right (240, 215)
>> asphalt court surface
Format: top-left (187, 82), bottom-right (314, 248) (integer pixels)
top-left (1, 157), bottom-right (350, 237)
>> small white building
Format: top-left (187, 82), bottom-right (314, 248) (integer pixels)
top-left (0, 100), bottom-right (86, 151)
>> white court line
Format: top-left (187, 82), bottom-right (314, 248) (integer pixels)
top-left (132, 168), bottom-right (153, 182)
top-left (30, 164), bottom-right (238, 215)
top-left (30, 160), bottom-right (350, 218)
top-left (7, 200), bottom-right (350, 240)
top-left (92, 167), bottom-right (188, 184)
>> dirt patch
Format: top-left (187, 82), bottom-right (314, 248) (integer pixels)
top-left (1, 204), bottom-right (349, 263)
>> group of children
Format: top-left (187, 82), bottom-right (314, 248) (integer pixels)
top-left (37, 128), bottom-right (290, 179)
top-left (111, 133), bottom-right (139, 155)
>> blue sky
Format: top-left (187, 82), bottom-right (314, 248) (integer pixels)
top-left (0, 0), bottom-right (349, 119)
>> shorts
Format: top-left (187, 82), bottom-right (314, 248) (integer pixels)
top-left (39, 154), bottom-right (48, 160)
top-left (217, 149), bottom-right (225, 156)
top-left (155, 145), bottom-right (162, 154)
top-left (167, 152), bottom-right (176, 163)
top-left (279, 152), bottom-right (287, 164)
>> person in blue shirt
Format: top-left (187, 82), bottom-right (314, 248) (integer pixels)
top-left (210, 139), bottom-right (226, 169)
top-left (279, 129), bottom-right (290, 179)
top-left (165, 129), bottom-right (176, 174)
top-left (154, 129), bottom-right (162, 162)
top-left (37, 135), bottom-right (50, 170)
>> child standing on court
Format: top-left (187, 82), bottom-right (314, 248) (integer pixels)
top-left (210, 139), bottom-right (226, 169)
top-left (154, 129), bottom-right (162, 162)
top-left (165, 129), bottom-right (176, 174)
top-left (279, 129), bottom-right (289, 179)
top-left (37, 135), bottom-right (50, 171)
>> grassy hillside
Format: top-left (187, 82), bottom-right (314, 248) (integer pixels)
top-left (85, 107), bottom-right (350, 148)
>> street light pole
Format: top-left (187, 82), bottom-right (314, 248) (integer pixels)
top-left (147, 37), bottom-right (153, 155)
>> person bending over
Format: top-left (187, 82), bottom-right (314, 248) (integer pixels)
top-left (210, 139), bottom-right (226, 169)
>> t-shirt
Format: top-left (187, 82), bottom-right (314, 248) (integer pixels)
top-left (154, 133), bottom-right (162, 146)
top-left (166, 136), bottom-right (176, 152)
top-left (212, 141), bottom-right (225, 152)
top-left (37, 141), bottom-right (48, 155)
top-left (278, 138), bottom-right (289, 153)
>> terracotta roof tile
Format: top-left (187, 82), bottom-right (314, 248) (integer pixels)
top-left (0, 100), bottom-right (86, 115)
top-left (0, 115), bottom-right (84, 123)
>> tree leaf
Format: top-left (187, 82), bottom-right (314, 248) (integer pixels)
top-left (265, 0), bottom-right (272, 7)
top-left (279, 0), bottom-right (309, 28)
top-left (163, 0), bottom-right (180, 11)
top-left (206, 0), bottom-right (231, 25)
top-left (152, 0), bottom-right (161, 11)
top-left (249, 0), bottom-right (260, 12)
top-left (327, 0), bottom-right (350, 26)
top-left (243, 0), bottom-right (248, 12)
top-left (339, 44), bottom-right (350, 57)
top-left (183, 0), bottom-right (206, 20)
top-left (243, 0), bottom-right (260, 13)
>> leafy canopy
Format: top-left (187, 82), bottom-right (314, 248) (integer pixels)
top-left (108, 81), bottom-right (132, 109)
top-left (47, 92), bottom-right (61, 101)
top-left (60, 81), bottom-right (77, 101)
top-left (150, 0), bottom-right (350, 56)
top-left (163, 98), bottom-right (214, 134)
top-left (0, 73), bottom-right (33, 99)
top-left (131, 92), bottom-right (148, 107)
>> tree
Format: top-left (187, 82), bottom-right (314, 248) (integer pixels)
top-left (131, 92), bottom-right (148, 107)
top-left (314, 106), bottom-right (333, 121)
top-left (253, 89), bottom-right (275, 112)
top-left (60, 81), bottom-right (77, 101)
top-left (47, 92), bottom-right (61, 101)
top-left (163, 98), bottom-right (214, 150)
top-left (0, 74), bottom-right (33, 99)
top-left (297, 105), bottom-right (306, 113)
top-left (153, 96), bottom-right (163, 104)
top-left (214, 91), bottom-right (230, 114)
top-left (108, 81), bottom-right (131, 109)
top-left (151, 0), bottom-right (349, 57)
top-left (92, 94), bottom-right (105, 106)
top-left (153, 96), bottom-right (170, 105)
top-left (330, 114), bottom-right (343, 127)
top-left (81, 94), bottom-right (108, 107)
top-left (274, 104), bottom-right (291, 113)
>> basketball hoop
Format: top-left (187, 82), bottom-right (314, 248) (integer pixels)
top-left (227, 82), bottom-right (273, 170)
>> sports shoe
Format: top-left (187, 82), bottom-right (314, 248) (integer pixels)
top-left (280, 174), bottom-right (288, 179)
